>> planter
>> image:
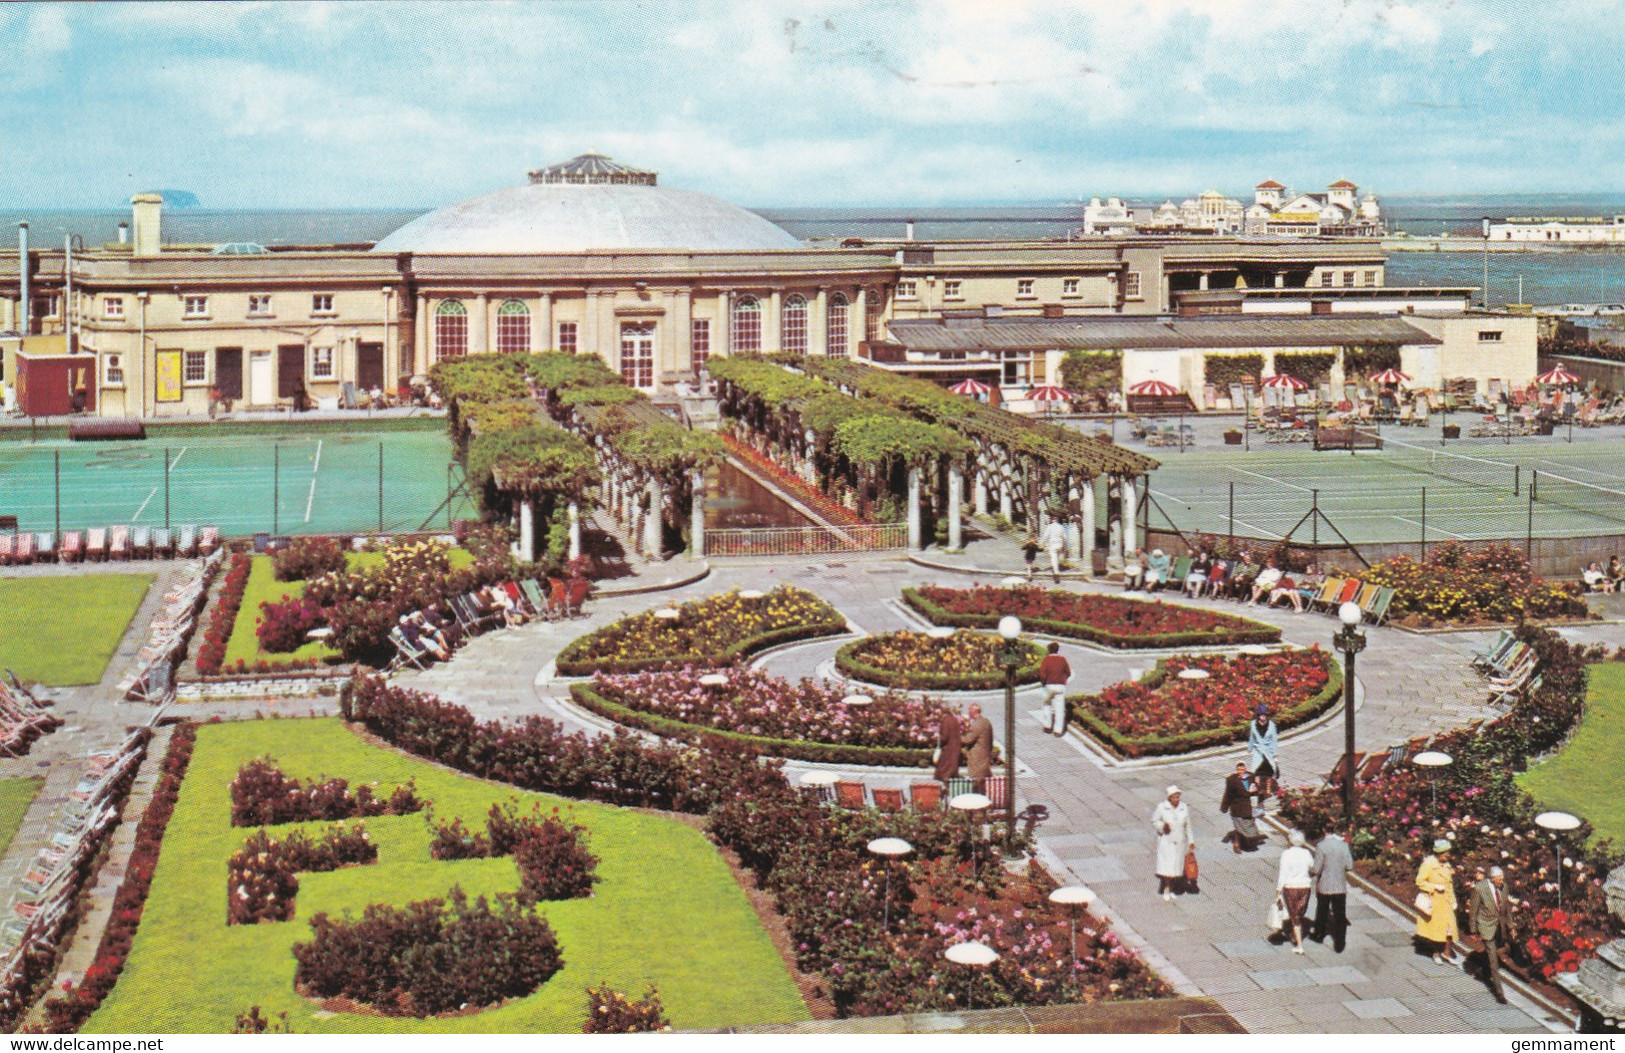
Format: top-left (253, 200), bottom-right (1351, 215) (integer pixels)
top-left (835, 631), bottom-right (1045, 691)
top-left (1442, 423), bottom-right (1462, 439)
top-left (1223, 430), bottom-right (1243, 445)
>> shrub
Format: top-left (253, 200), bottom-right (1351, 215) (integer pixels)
top-left (291, 888), bottom-right (563, 1017)
top-left (583, 984), bottom-right (670, 1033)
top-left (1352, 542), bottom-right (1590, 626)
top-left (232, 1007), bottom-right (297, 1034)
top-left (227, 823), bottom-right (377, 925)
top-left (229, 756), bottom-right (422, 827)
top-left (272, 537), bottom-right (348, 582)
top-left (426, 801), bottom-right (601, 902)
top-left (254, 595), bottom-right (325, 653)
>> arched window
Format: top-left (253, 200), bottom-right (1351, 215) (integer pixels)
top-left (865, 286), bottom-right (883, 342)
top-left (731, 294), bottom-right (761, 353)
top-left (495, 299), bottom-right (530, 353)
top-left (781, 294), bottom-right (808, 355)
top-left (435, 300), bottom-right (467, 359)
top-left (825, 293), bottom-right (848, 357)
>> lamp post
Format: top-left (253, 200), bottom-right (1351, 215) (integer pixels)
top-left (944, 941), bottom-right (999, 1010)
top-left (1331, 601), bottom-right (1366, 830)
top-left (1536, 811), bottom-right (1582, 909)
top-left (867, 837), bottom-right (913, 930)
top-left (1048, 885), bottom-right (1096, 997)
top-left (998, 614), bottom-right (1023, 856)
top-left (1413, 750), bottom-right (1453, 813)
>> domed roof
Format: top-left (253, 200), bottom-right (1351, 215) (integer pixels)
top-left (372, 153), bottom-right (801, 254)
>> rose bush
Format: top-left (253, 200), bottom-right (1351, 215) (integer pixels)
top-left (253, 595), bottom-right (325, 654)
top-left (229, 756), bottom-right (422, 827)
top-left (227, 823), bottom-right (377, 926)
top-left (555, 586), bottom-right (847, 676)
top-left (272, 536), bottom-right (348, 583)
top-left (1075, 648), bottom-right (1340, 757)
top-left (835, 631), bottom-right (1044, 691)
top-left (905, 585), bottom-right (1281, 649)
top-left (583, 984), bottom-right (670, 1033)
top-left (196, 554), bottom-right (252, 676)
top-left (1353, 542), bottom-right (1590, 627)
top-left (426, 800), bottom-right (600, 903)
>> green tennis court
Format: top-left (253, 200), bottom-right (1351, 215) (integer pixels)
top-left (0, 421), bottom-right (477, 538)
top-left (1145, 433), bottom-right (1625, 545)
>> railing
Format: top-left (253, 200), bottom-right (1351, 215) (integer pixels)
top-left (704, 523), bottom-right (908, 557)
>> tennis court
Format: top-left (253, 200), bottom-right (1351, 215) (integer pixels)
top-left (1144, 431), bottom-right (1625, 546)
top-left (0, 421), bottom-right (477, 537)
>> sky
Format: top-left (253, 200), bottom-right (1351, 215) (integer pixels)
top-left (3, 0), bottom-right (1623, 209)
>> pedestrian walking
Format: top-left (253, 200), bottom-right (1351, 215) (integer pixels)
top-left (1151, 786), bottom-right (1193, 902)
top-left (1037, 642), bottom-right (1072, 736)
top-left (962, 703), bottom-right (994, 788)
top-left (1219, 762), bottom-right (1261, 853)
top-left (934, 705), bottom-right (963, 783)
top-left (1415, 838), bottom-right (1461, 965)
top-left (1247, 706), bottom-right (1280, 805)
top-left (1309, 820), bottom-right (1354, 952)
top-left (1276, 829), bottom-right (1315, 954)
top-left (1022, 536), bottom-right (1041, 580)
top-left (1043, 519), bottom-right (1067, 583)
top-left (1467, 865), bottom-right (1515, 1003)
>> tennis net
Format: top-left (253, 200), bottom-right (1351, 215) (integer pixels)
top-left (1371, 436), bottom-right (1519, 493)
top-left (1532, 470), bottom-right (1625, 528)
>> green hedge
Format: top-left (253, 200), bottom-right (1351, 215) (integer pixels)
top-left (569, 684), bottom-right (934, 768)
top-left (554, 619), bottom-right (850, 677)
top-left (833, 638), bottom-right (1044, 691)
top-left (1070, 654), bottom-right (1344, 759)
top-left (901, 589), bottom-right (1282, 650)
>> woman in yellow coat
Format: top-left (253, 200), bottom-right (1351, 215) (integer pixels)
top-left (1415, 838), bottom-right (1460, 964)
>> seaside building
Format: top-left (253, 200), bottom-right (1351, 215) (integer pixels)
top-left (1487, 216), bottom-right (1625, 243)
top-left (1243, 180), bottom-right (1383, 237)
top-left (1, 154), bottom-right (1501, 418)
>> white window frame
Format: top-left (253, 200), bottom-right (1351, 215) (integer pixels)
top-left (248, 294), bottom-right (273, 317)
top-left (311, 346), bottom-right (335, 379)
top-left (896, 280), bottom-right (917, 301)
top-left (1016, 278), bottom-right (1036, 299)
top-left (311, 293), bottom-right (336, 316)
top-left (943, 280), bottom-right (962, 300)
top-left (691, 318), bottom-right (711, 371)
top-left (183, 295), bottom-right (209, 319)
top-left (782, 294), bottom-right (808, 354)
top-left (1342, 270), bottom-right (1355, 288)
top-left (1320, 272), bottom-right (1334, 287)
top-left (1062, 277), bottom-right (1080, 297)
top-left (104, 297), bottom-right (124, 320)
top-left (183, 349), bottom-right (209, 385)
top-left (1365, 270), bottom-right (1379, 287)
top-left (104, 353), bottom-right (124, 387)
top-left (1123, 272), bottom-right (1142, 300)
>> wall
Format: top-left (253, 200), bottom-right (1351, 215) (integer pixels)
top-left (1404, 314), bottom-right (1539, 393)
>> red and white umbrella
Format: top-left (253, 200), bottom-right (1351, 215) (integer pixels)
top-left (1368, 368), bottom-right (1412, 386)
top-left (948, 378), bottom-right (994, 396)
top-left (1260, 373), bottom-right (1308, 390)
top-left (1127, 379), bottom-right (1180, 396)
top-left (1536, 367), bottom-right (1581, 387)
top-left (1027, 385), bottom-right (1079, 402)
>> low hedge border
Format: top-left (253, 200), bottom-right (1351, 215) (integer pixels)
top-left (568, 682), bottom-right (934, 768)
top-left (833, 637), bottom-right (1045, 692)
top-left (902, 588), bottom-right (1282, 650)
top-left (555, 618), bottom-right (850, 677)
top-left (1069, 652), bottom-right (1343, 760)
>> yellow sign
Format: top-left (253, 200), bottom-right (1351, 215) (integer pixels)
top-left (155, 350), bottom-right (183, 403)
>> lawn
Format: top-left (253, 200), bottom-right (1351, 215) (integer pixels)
top-left (223, 550), bottom-right (475, 669)
top-left (1518, 661), bottom-right (1625, 846)
top-left (0, 777), bottom-right (45, 858)
top-left (88, 719), bottom-right (808, 1034)
top-left (0, 574), bottom-right (153, 685)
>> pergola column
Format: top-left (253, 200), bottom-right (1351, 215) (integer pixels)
top-left (1081, 476), bottom-right (1097, 576)
top-left (998, 479), bottom-right (1013, 521)
top-left (947, 465), bottom-right (963, 552)
top-left (567, 501), bottom-right (581, 561)
top-left (973, 468), bottom-right (988, 517)
top-left (534, 293), bottom-right (552, 352)
top-left (644, 479), bottom-right (664, 558)
top-left (1065, 484), bottom-right (1082, 561)
top-left (414, 294), bottom-right (429, 371)
top-left (689, 469), bottom-right (706, 557)
top-left (515, 497), bottom-right (535, 562)
top-left (906, 467), bottom-right (922, 550)
top-left (1123, 474), bottom-right (1140, 556)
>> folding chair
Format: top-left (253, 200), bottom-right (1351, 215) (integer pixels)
top-left (565, 577), bottom-right (591, 616)
top-left (1167, 556), bottom-right (1191, 590)
top-left (198, 525), bottom-right (221, 555)
top-left (1310, 576), bottom-right (1344, 612)
top-left (13, 533), bottom-right (35, 564)
top-left (945, 776), bottom-right (974, 800)
top-left (1352, 582), bottom-right (1380, 615)
top-left (175, 524), bottom-right (198, 558)
top-left (983, 774), bottom-right (1012, 824)
top-left (833, 780), bottom-right (868, 810)
top-left (1333, 577), bottom-right (1362, 608)
top-left (1322, 752), bottom-right (1361, 789)
top-left (108, 525), bottom-right (130, 561)
top-left (151, 527), bottom-right (174, 558)
top-left (0, 534), bottom-right (13, 566)
top-left (909, 782), bottom-right (942, 811)
top-left (85, 527), bottom-right (107, 562)
top-left (872, 788), bottom-right (904, 812)
top-left (33, 533), bottom-right (55, 562)
top-left (520, 579), bottom-right (548, 616)
top-left (1364, 586), bottom-right (1396, 625)
top-left (387, 628), bottom-right (431, 672)
top-left (1356, 753), bottom-right (1388, 783)
top-left (130, 526), bottom-right (152, 559)
top-left (1471, 630), bottom-right (1515, 673)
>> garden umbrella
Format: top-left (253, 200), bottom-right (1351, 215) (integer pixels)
top-left (1368, 368), bottom-right (1411, 386)
top-left (1127, 380), bottom-right (1180, 396)
top-left (1536, 367), bottom-right (1581, 387)
top-left (1260, 374), bottom-right (1308, 390)
top-left (949, 378), bottom-right (994, 396)
top-left (1027, 385), bottom-right (1079, 402)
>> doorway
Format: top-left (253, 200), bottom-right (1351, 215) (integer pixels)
top-left (215, 347), bottom-right (243, 401)
top-left (249, 351), bottom-right (274, 406)
top-left (357, 342), bottom-right (384, 391)
top-left (277, 345), bottom-right (304, 402)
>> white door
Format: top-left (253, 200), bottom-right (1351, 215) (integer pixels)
top-left (249, 351), bottom-right (274, 406)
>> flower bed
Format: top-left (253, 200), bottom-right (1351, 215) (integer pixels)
top-left (574, 668), bottom-right (948, 766)
top-left (196, 554), bottom-right (252, 676)
top-left (904, 585), bottom-right (1281, 650)
top-left (1354, 542), bottom-right (1591, 628)
top-left (1279, 628), bottom-right (1622, 993)
top-left (228, 823), bottom-right (377, 925)
top-left (291, 888), bottom-right (563, 1017)
top-left (230, 757), bottom-right (422, 827)
top-left (835, 631), bottom-right (1044, 691)
top-left (554, 586), bottom-right (847, 676)
top-left (348, 674), bottom-right (1172, 1019)
top-left (32, 725), bottom-right (197, 1034)
top-left (1073, 648), bottom-right (1341, 758)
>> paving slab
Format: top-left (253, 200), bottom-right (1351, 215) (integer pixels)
top-left (1345, 997), bottom-right (1415, 1020)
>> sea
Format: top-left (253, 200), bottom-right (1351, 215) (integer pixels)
top-left (7, 194), bottom-right (1625, 313)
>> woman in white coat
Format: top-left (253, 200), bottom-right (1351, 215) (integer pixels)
top-left (1151, 785), bottom-right (1193, 901)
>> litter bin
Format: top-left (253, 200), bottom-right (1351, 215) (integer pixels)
top-left (252, 532), bottom-right (271, 553)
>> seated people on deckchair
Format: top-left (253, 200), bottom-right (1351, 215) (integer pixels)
top-left (1184, 550), bottom-right (1211, 598)
top-left (1249, 561), bottom-right (1284, 605)
top-left (421, 606), bottom-right (462, 648)
top-left (485, 585), bottom-right (526, 628)
top-left (1122, 548), bottom-right (1146, 591)
top-left (1583, 561), bottom-right (1615, 594)
top-left (1144, 549), bottom-right (1171, 592)
top-left (1268, 571), bottom-right (1305, 612)
top-left (399, 614), bottom-right (449, 662)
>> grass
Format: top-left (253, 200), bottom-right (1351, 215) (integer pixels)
top-left (87, 719), bottom-right (808, 1034)
top-left (0, 777), bottom-right (45, 858)
top-left (223, 551), bottom-right (475, 669)
top-left (0, 574), bottom-right (153, 685)
top-left (1518, 661), bottom-right (1625, 846)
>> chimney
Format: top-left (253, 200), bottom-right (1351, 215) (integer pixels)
top-left (131, 193), bottom-right (163, 257)
top-left (117, 222), bottom-right (129, 245)
top-left (17, 223), bottom-right (28, 336)
top-left (905, 219), bottom-right (916, 241)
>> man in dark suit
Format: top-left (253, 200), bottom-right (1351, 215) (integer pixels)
top-left (1468, 865), bottom-right (1514, 1004)
top-left (934, 706), bottom-right (963, 783)
top-left (1309, 821), bottom-right (1354, 952)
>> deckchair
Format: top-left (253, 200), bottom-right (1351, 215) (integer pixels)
top-left (175, 524), bottom-right (198, 558)
top-left (13, 533), bottom-right (34, 563)
top-left (58, 531), bottom-right (83, 563)
top-left (1365, 586), bottom-right (1396, 625)
top-left (85, 527), bottom-right (107, 562)
top-left (1167, 556), bottom-right (1191, 589)
top-left (33, 533), bottom-right (54, 562)
top-left (1356, 752), bottom-right (1389, 783)
top-left (1471, 629), bottom-right (1515, 672)
top-left (984, 774), bottom-right (1012, 823)
top-left (1333, 577), bottom-right (1362, 607)
top-left (130, 526), bottom-right (152, 560)
top-left (520, 579), bottom-right (548, 615)
top-left (151, 527), bottom-right (174, 558)
top-left (0, 535), bottom-right (13, 565)
top-left (872, 788), bottom-right (904, 812)
top-left (386, 627), bottom-right (430, 672)
top-left (833, 781), bottom-right (868, 810)
top-left (565, 577), bottom-right (591, 616)
top-left (910, 783), bottom-right (942, 810)
top-left (1352, 582), bottom-right (1380, 613)
top-left (108, 525), bottom-right (130, 561)
top-left (198, 526), bottom-right (220, 555)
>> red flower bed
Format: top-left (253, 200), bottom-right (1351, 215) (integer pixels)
top-left (906, 585), bottom-right (1280, 649)
top-left (196, 554), bottom-right (252, 676)
top-left (1076, 649), bottom-right (1340, 757)
top-left (720, 433), bottom-right (871, 527)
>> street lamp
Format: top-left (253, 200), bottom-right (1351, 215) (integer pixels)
top-left (1413, 750), bottom-right (1453, 813)
top-left (1536, 811), bottom-right (1582, 909)
top-left (1048, 884), bottom-right (1096, 997)
top-left (1332, 601), bottom-right (1366, 830)
top-left (867, 837), bottom-right (913, 930)
top-left (998, 614), bottom-right (1023, 856)
top-left (944, 940), bottom-right (1000, 1009)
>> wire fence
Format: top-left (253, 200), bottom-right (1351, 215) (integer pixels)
top-left (703, 523), bottom-right (908, 557)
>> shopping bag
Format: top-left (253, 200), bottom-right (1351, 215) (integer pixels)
top-left (1267, 897), bottom-right (1286, 931)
